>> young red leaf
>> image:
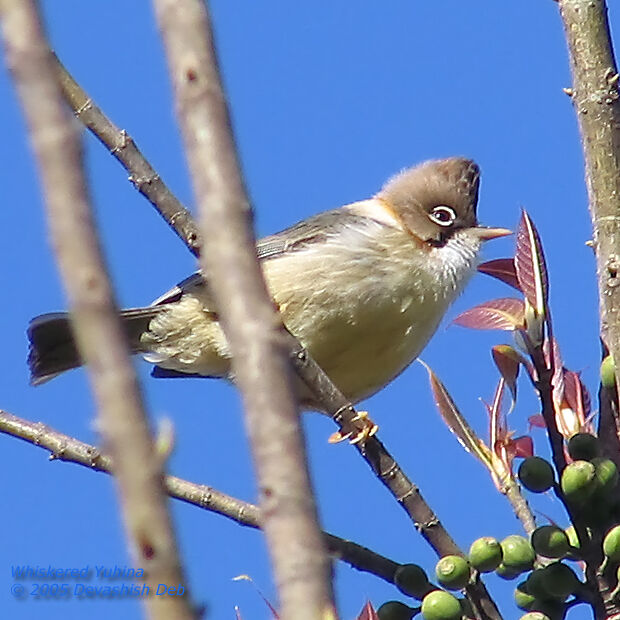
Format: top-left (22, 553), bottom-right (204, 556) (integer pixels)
top-left (510, 435), bottom-right (534, 459)
top-left (488, 378), bottom-right (528, 476)
top-left (489, 378), bottom-right (507, 456)
top-left (488, 377), bottom-right (518, 480)
top-left (478, 258), bottom-right (521, 291)
top-left (528, 414), bottom-right (546, 430)
top-left (420, 361), bottom-right (493, 466)
top-left (545, 336), bottom-right (565, 410)
top-left (492, 345), bottom-right (522, 403)
top-left (563, 369), bottom-right (591, 423)
top-left (514, 210), bottom-right (549, 316)
top-left (453, 298), bottom-right (525, 331)
top-left (357, 601), bottom-right (380, 620)
top-left (555, 401), bottom-right (581, 439)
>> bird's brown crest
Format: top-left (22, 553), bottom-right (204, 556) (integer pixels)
top-left (378, 157), bottom-right (481, 244)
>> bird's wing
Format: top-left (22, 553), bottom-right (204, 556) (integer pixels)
top-left (150, 271), bottom-right (206, 306)
top-left (255, 208), bottom-right (351, 260)
top-left (151, 208), bottom-right (372, 306)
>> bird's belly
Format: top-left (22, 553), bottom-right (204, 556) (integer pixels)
top-left (290, 291), bottom-right (448, 408)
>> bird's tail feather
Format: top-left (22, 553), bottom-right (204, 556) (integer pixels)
top-left (27, 307), bottom-right (162, 385)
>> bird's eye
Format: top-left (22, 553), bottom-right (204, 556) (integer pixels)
top-left (429, 205), bottom-right (457, 227)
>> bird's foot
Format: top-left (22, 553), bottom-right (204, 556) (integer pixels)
top-left (328, 410), bottom-right (378, 445)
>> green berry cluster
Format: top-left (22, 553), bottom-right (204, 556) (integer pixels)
top-left (377, 433), bottom-right (620, 619)
top-left (510, 432), bottom-right (620, 619)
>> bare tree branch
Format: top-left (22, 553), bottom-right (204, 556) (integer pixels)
top-left (0, 3), bottom-right (194, 619)
top-left (0, 410), bottom-right (408, 590)
top-left (51, 53), bottom-right (202, 257)
top-left (151, 1), bottom-right (336, 618)
top-left (558, 0), bottom-right (620, 439)
top-left (557, 2), bottom-right (620, 617)
top-left (503, 479), bottom-right (536, 536)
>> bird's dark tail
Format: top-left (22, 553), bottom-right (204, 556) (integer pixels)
top-left (27, 308), bottom-right (162, 386)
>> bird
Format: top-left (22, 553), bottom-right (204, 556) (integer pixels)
top-left (27, 157), bottom-right (509, 412)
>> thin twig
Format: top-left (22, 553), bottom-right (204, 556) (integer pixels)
top-left (152, 1), bottom-right (336, 618)
top-left (503, 480), bottom-right (536, 536)
top-left (0, 2), bottom-right (194, 619)
top-left (51, 53), bottom-right (202, 256)
top-left (0, 410), bottom-right (402, 589)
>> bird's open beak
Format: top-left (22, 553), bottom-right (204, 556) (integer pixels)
top-left (471, 226), bottom-right (512, 241)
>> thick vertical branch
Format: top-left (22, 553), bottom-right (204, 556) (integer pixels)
top-left (558, 3), bottom-right (620, 617)
top-left (0, 2), bottom-right (194, 619)
top-left (151, 1), bottom-right (336, 618)
top-left (557, 0), bottom-right (620, 410)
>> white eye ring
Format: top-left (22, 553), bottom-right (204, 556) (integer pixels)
top-left (429, 205), bottom-right (457, 227)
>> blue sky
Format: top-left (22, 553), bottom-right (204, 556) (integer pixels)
top-left (1, 1), bottom-right (614, 619)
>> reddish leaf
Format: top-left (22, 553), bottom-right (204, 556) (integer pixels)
top-left (421, 361), bottom-right (493, 466)
top-left (546, 337), bottom-right (565, 409)
top-left (514, 210), bottom-right (549, 316)
top-left (357, 601), bottom-right (380, 620)
top-left (488, 377), bottom-right (530, 474)
top-left (496, 435), bottom-right (531, 470)
top-left (511, 435), bottom-right (534, 459)
top-left (492, 345), bottom-right (522, 403)
top-left (478, 258), bottom-right (521, 291)
top-left (528, 414), bottom-right (546, 429)
top-left (564, 369), bottom-right (591, 423)
top-left (555, 402), bottom-right (581, 439)
top-left (489, 378), bottom-right (507, 457)
top-left (454, 298), bottom-right (525, 331)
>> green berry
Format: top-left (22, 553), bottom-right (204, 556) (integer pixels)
top-left (532, 599), bottom-right (566, 620)
top-left (525, 568), bottom-right (551, 601)
top-left (564, 525), bottom-right (580, 549)
top-left (601, 355), bottom-right (616, 389)
top-left (518, 457), bottom-right (555, 493)
top-left (593, 457), bottom-right (619, 494)
top-left (526, 564), bottom-right (578, 603)
top-left (564, 524), bottom-right (589, 560)
top-left (561, 460), bottom-right (597, 503)
top-left (500, 535), bottom-right (535, 571)
top-left (519, 614), bottom-right (551, 620)
top-left (514, 580), bottom-right (537, 611)
top-left (435, 555), bottom-right (470, 590)
top-left (531, 525), bottom-right (570, 559)
top-left (468, 537), bottom-right (503, 572)
top-left (495, 562), bottom-right (524, 580)
top-left (421, 590), bottom-right (461, 620)
top-left (567, 433), bottom-right (600, 462)
top-left (394, 564), bottom-right (432, 599)
top-left (603, 525), bottom-right (620, 561)
top-left (541, 563), bottom-right (579, 600)
top-left (377, 600), bottom-right (414, 620)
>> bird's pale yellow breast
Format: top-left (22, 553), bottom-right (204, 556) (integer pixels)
top-left (263, 221), bottom-right (480, 409)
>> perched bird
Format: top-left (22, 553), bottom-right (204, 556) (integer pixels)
top-left (28, 157), bottom-right (509, 411)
